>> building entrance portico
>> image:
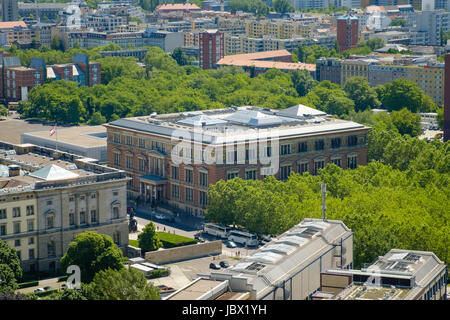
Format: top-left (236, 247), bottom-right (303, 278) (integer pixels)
top-left (139, 175), bottom-right (167, 206)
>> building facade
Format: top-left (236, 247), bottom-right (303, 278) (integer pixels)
top-left (104, 105), bottom-right (369, 217)
top-left (337, 14), bottom-right (359, 53)
top-left (444, 54), bottom-right (450, 141)
top-left (199, 30), bottom-right (224, 69)
top-left (2, 0), bottom-right (18, 22)
top-left (0, 142), bottom-right (129, 272)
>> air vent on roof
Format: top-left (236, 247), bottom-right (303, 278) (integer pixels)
top-left (245, 262), bottom-right (266, 272)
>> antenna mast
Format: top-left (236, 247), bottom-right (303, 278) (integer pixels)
top-left (321, 183), bottom-right (327, 221)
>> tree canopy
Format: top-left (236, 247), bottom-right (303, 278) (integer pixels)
top-left (0, 240), bottom-right (22, 294)
top-left (85, 268), bottom-right (160, 300)
top-left (138, 222), bottom-right (162, 253)
top-left (60, 231), bottom-right (125, 283)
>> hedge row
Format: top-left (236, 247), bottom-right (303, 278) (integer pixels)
top-left (156, 232), bottom-right (197, 249)
top-left (57, 275), bottom-right (68, 282)
top-left (146, 269), bottom-right (170, 279)
top-left (35, 289), bottom-right (58, 297)
top-left (18, 281), bottom-right (39, 289)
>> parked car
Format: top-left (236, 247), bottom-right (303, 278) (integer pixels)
top-left (209, 263), bottom-right (221, 270)
top-left (154, 213), bottom-right (165, 220)
top-left (195, 234), bottom-right (206, 242)
top-left (219, 261), bottom-right (230, 268)
top-left (224, 240), bottom-right (237, 248)
top-left (43, 286), bottom-right (53, 291)
top-left (163, 215), bottom-right (175, 223)
top-left (34, 288), bottom-right (45, 293)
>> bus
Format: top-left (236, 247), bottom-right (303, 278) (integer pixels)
top-left (203, 223), bottom-right (231, 239)
top-left (228, 230), bottom-right (258, 247)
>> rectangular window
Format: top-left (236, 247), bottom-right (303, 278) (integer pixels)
top-left (245, 169), bottom-right (257, 180)
top-left (0, 209), bottom-right (6, 219)
top-left (15, 239), bottom-right (21, 247)
top-left (28, 237), bottom-right (34, 245)
top-left (138, 158), bottom-right (146, 172)
top-left (139, 138), bottom-right (145, 148)
top-left (199, 191), bottom-right (208, 206)
top-left (13, 207), bottom-right (21, 218)
top-left (347, 155), bottom-right (358, 169)
top-left (46, 200), bottom-right (52, 206)
top-left (171, 185), bottom-right (180, 199)
top-left (315, 140), bottom-right (324, 151)
top-left (69, 212), bottom-right (75, 226)
top-left (91, 210), bottom-right (97, 223)
top-left (331, 138), bottom-right (341, 149)
top-left (126, 156), bottom-right (133, 169)
top-left (171, 166), bottom-right (179, 180)
top-left (280, 165), bottom-right (291, 181)
top-left (27, 220), bottom-right (34, 232)
top-left (14, 222), bottom-right (20, 234)
top-left (113, 207), bottom-right (119, 219)
top-left (280, 144), bottom-right (291, 155)
top-left (126, 136), bottom-right (133, 146)
top-left (348, 135), bottom-right (358, 146)
top-left (314, 160), bottom-right (325, 174)
top-left (26, 205), bottom-right (34, 216)
top-left (199, 172), bottom-right (208, 186)
top-left (29, 249), bottom-right (35, 260)
top-left (331, 158), bottom-right (342, 167)
top-left (185, 188), bottom-right (194, 203)
top-left (227, 171), bottom-right (239, 180)
top-left (185, 169), bottom-right (193, 183)
top-left (298, 162), bottom-right (309, 175)
top-left (113, 133), bottom-right (120, 143)
top-left (0, 224), bottom-right (6, 236)
top-left (80, 211), bottom-right (86, 224)
top-left (114, 153), bottom-right (121, 166)
top-left (298, 142), bottom-right (308, 153)
top-left (47, 216), bottom-right (54, 229)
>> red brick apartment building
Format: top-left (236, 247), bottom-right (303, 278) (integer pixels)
top-left (104, 105), bottom-right (370, 217)
top-left (337, 14), bottom-right (359, 53)
top-left (199, 30), bottom-right (224, 69)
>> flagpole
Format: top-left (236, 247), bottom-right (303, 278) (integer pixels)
top-left (55, 122), bottom-right (58, 154)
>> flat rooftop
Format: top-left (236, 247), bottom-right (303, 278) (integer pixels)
top-left (22, 126), bottom-right (107, 148)
top-left (0, 142), bottom-right (126, 194)
top-left (106, 106), bottom-right (369, 145)
top-left (165, 278), bottom-right (227, 300)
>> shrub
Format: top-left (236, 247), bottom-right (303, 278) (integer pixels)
top-left (18, 281), bottom-right (39, 289)
top-left (146, 269), bottom-right (171, 279)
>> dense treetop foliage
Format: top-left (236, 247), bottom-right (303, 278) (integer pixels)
top-left (60, 231), bottom-right (125, 283)
top-left (0, 240), bottom-right (23, 294)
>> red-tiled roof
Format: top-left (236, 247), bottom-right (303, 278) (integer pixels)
top-left (217, 50), bottom-right (316, 72)
top-left (0, 21), bottom-right (27, 30)
top-left (156, 3), bottom-right (201, 11)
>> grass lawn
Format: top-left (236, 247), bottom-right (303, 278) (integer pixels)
top-left (129, 239), bottom-right (139, 247)
top-left (156, 232), bottom-right (197, 248)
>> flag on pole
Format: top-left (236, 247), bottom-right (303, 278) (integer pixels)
top-left (50, 124), bottom-right (56, 136)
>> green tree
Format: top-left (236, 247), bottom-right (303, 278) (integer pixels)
top-left (171, 47), bottom-right (189, 66)
top-left (390, 108), bottom-right (422, 137)
top-left (272, 0), bottom-right (294, 13)
top-left (0, 240), bottom-right (22, 294)
top-left (60, 231), bottom-right (125, 284)
top-left (324, 95), bottom-right (355, 116)
top-left (378, 79), bottom-right (436, 113)
top-left (86, 268), bottom-right (160, 300)
top-left (88, 111), bottom-right (107, 125)
top-left (343, 76), bottom-right (380, 111)
top-left (138, 222), bottom-right (162, 253)
top-left (0, 105), bottom-right (8, 117)
top-left (290, 69), bottom-right (316, 97)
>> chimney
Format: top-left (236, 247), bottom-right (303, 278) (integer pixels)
top-left (8, 165), bottom-right (20, 177)
top-left (444, 54), bottom-right (450, 142)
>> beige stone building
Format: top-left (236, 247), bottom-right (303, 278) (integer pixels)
top-left (0, 142), bottom-right (129, 272)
